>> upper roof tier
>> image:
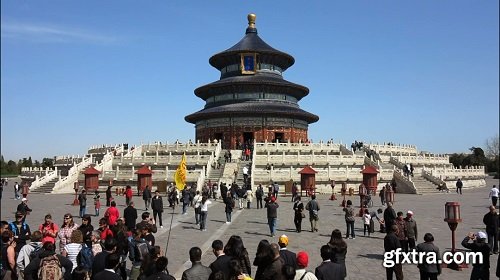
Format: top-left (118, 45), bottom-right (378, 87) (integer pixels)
top-left (209, 14), bottom-right (295, 71)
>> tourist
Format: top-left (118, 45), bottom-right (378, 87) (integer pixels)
top-left (94, 190), bottom-right (101, 216)
top-left (379, 185), bottom-right (386, 206)
top-left (200, 196), bottom-right (212, 231)
top-left (61, 230), bottom-right (84, 272)
top-left (395, 212), bottom-right (408, 253)
top-left (292, 182), bottom-right (298, 202)
top-left (105, 186), bottom-right (113, 207)
top-left (482, 205), bottom-right (499, 254)
top-left (273, 182), bottom-right (280, 198)
top-left (488, 185), bottom-right (499, 207)
top-left (461, 231), bottom-right (490, 279)
top-left (405, 210), bottom-right (418, 251)
top-left (145, 256), bottom-right (175, 280)
top-left (124, 201), bottom-right (138, 231)
top-left (266, 196), bottom-right (279, 237)
top-left (314, 245), bottom-right (344, 280)
top-left (294, 251), bottom-right (318, 280)
top-left (293, 196), bottom-right (305, 233)
top-left (98, 218), bottom-right (114, 240)
top-left (90, 230), bottom-right (102, 256)
top-left (327, 229), bottom-right (347, 278)
top-left (342, 200), bottom-right (355, 239)
top-left (104, 201), bottom-right (120, 226)
top-left (259, 243), bottom-right (285, 279)
top-left (384, 225), bottom-right (403, 280)
top-left (245, 186), bottom-right (253, 209)
top-left (78, 189), bottom-right (87, 218)
top-left (38, 213), bottom-right (58, 245)
top-left (93, 237), bottom-right (118, 277)
top-left (16, 230), bottom-right (43, 278)
top-left (384, 202), bottom-right (397, 231)
top-left (227, 259), bottom-right (251, 280)
top-left (151, 190), bottom-right (164, 229)
top-left (416, 233), bottom-right (441, 280)
top-left (209, 240), bottom-right (231, 279)
top-left (9, 212), bottom-right (31, 252)
top-left (14, 182), bottom-right (20, 200)
top-left (1, 230), bottom-right (17, 280)
top-left (224, 235), bottom-right (251, 276)
top-left (253, 239), bottom-right (272, 279)
top-left (305, 194), bottom-right (320, 233)
top-left (16, 198), bottom-right (32, 220)
top-left (181, 188), bottom-right (191, 215)
top-left (255, 184), bottom-right (264, 209)
top-left (142, 223), bottom-right (156, 247)
top-left (78, 214), bottom-right (94, 247)
top-left (125, 186), bottom-right (133, 206)
top-left (23, 241), bottom-right (73, 280)
top-left (224, 192), bottom-right (235, 224)
top-left (143, 185), bottom-right (152, 211)
top-left (363, 209), bottom-right (371, 237)
top-left (140, 245), bottom-right (162, 279)
top-left (181, 247), bottom-right (211, 280)
top-left (92, 253), bottom-right (121, 280)
top-left (112, 218), bottom-right (129, 279)
top-left (456, 178), bottom-right (463, 195)
top-left (193, 191), bottom-right (202, 225)
top-left (278, 235), bottom-right (297, 269)
top-left (136, 212), bottom-right (157, 234)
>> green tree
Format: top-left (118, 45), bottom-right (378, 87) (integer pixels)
top-left (41, 158), bottom-right (54, 169)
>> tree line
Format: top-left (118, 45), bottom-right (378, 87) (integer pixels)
top-left (0, 155), bottom-right (54, 176)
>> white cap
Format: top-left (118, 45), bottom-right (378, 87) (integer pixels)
top-left (22, 198), bottom-right (27, 202)
top-left (476, 231), bottom-right (487, 239)
top-left (407, 210), bottom-right (414, 215)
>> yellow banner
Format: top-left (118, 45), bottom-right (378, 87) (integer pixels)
top-left (174, 153), bottom-right (187, 191)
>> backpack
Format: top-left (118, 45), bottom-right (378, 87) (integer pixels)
top-left (256, 188), bottom-right (264, 197)
top-left (131, 240), bottom-right (149, 262)
top-left (38, 255), bottom-right (63, 280)
top-left (77, 244), bottom-right (94, 271)
top-left (29, 244), bottom-right (44, 261)
top-left (8, 222), bottom-right (27, 234)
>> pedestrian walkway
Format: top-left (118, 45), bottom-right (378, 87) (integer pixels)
top-left (1, 177), bottom-right (498, 279)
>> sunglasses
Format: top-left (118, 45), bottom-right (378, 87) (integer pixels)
top-left (64, 217), bottom-right (72, 219)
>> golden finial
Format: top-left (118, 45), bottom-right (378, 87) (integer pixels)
top-left (248, 13), bottom-right (256, 28)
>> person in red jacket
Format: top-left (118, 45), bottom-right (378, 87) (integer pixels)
top-left (125, 185), bottom-right (133, 206)
top-left (98, 217), bottom-right (114, 240)
top-left (105, 201), bottom-right (120, 226)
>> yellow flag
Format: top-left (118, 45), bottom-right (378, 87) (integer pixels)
top-left (174, 153), bottom-right (187, 191)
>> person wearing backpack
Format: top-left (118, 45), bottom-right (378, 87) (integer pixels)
top-left (128, 228), bottom-right (152, 280)
top-left (294, 251), bottom-right (318, 280)
top-left (23, 241), bottom-right (73, 280)
top-left (9, 212), bottom-right (31, 252)
top-left (16, 230), bottom-right (43, 278)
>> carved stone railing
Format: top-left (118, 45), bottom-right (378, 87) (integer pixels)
top-left (29, 167), bottom-right (59, 190)
top-left (366, 143), bottom-right (418, 155)
top-left (141, 141), bottom-right (219, 154)
top-left (52, 155), bottom-right (94, 193)
top-left (425, 166), bottom-right (487, 180)
top-left (421, 170), bottom-right (444, 186)
top-left (113, 154), bottom-right (211, 166)
top-left (392, 170), bottom-right (417, 194)
top-left (364, 155), bottom-right (381, 169)
top-left (253, 154), bottom-right (365, 167)
top-left (255, 141), bottom-right (341, 153)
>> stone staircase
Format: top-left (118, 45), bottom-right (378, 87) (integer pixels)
top-left (234, 160), bottom-right (252, 187)
top-left (205, 163), bottom-right (225, 184)
top-left (411, 175), bottom-right (440, 194)
top-left (30, 177), bottom-right (60, 194)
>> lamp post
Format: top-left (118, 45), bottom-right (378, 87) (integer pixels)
top-left (340, 181), bottom-right (347, 207)
top-left (72, 182), bottom-right (80, 206)
top-left (443, 202), bottom-right (467, 270)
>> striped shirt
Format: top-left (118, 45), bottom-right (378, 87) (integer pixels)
top-left (63, 243), bottom-right (82, 272)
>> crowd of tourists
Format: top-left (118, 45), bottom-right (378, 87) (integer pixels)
top-left (1, 179), bottom-right (499, 280)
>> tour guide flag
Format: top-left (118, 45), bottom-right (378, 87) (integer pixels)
top-left (174, 153), bottom-right (187, 191)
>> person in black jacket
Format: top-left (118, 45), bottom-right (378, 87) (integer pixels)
top-left (151, 190), bottom-right (164, 228)
top-left (462, 231), bottom-right (490, 280)
top-left (24, 241), bottom-right (73, 280)
top-left (145, 256), bottom-right (175, 280)
top-left (92, 253), bottom-right (121, 280)
top-left (209, 240), bottom-right (231, 279)
top-left (384, 202), bottom-right (397, 231)
top-left (278, 235), bottom-right (297, 269)
top-left (92, 237), bottom-right (118, 277)
top-left (384, 225), bottom-right (403, 280)
top-left (482, 205), bottom-right (499, 254)
top-left (17, 198), bottom-right (33, 218)
top-left (315, 245), bottom-right (344, 280)
top-left (142, 185), bottom-right (152, 211)
top-left (78, 215), bottom-right (94, 247)
top-left (106, 186), bottom-right (113, 207)
top-left (123, 201), bottom-right (138, 231)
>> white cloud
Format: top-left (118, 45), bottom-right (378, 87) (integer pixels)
top-left (1, 21), bottom-right (119, 44)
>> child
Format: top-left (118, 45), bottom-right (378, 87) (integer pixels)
top-left (94, 190), bottom-right (101, 217)
top-left (363, 209), bottom-right (371, 236)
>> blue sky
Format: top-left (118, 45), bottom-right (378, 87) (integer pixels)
top-left (1, 1), bottom-right (498, 161)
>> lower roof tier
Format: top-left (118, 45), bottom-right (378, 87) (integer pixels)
top-left (185, 101), bottom-right (319, 124)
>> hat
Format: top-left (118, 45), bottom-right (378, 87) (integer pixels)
top-left (296, 251), bottom-right (309, 268)
top-left (407, 210), bottom-right (413, 216)
top-left (22, 198), bottom-right (27, 202)
top-left (271, 196), bottom-right (276, 202)
top-left (476, 231), bottom-right (487, 239)
top-left (278, 235), bottom-right (289, 246)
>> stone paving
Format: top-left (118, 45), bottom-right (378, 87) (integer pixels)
top-left (1, 177), bottom-right (499, 279)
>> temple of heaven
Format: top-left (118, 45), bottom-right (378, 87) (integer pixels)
top-left (185, 14), bottom-right (319, 149)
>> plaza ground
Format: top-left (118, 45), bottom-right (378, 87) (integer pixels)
top-left (1, 177), bottom-right (499, 279)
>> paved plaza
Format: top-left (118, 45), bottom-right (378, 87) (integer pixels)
top-left (1, 177), bottom-right (499, 279)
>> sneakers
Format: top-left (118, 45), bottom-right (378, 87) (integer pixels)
top-left (226, 221), bottom-right (231, 224)
top-left (160, 226), bottom-right (164, 229)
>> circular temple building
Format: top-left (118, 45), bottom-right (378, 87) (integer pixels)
top-left (185, 14), bottom-right (319, 149)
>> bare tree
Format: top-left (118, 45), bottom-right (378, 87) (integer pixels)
top-left (485, 134), bottom-right (499, 159)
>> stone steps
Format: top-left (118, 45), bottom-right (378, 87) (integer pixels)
top-left (30, 177), bottom-right (60, 194)
top-left (411, 177), bottom-right (440, 194)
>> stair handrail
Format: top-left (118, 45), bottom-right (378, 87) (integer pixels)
top-left (421, 169), bottom-right (445, 186)
top-left (96, 151), bottom-right (115, 176)
top-left (52, 155), bottom-right (94, 193)
top-left (393, 169), bottom-right (417, 194)
top-left (29, 167), bottom-right (59, 190)
top-left (364, 155), bottom-right (381, 169)
top-left (339, 144), bottom-right (353, 155)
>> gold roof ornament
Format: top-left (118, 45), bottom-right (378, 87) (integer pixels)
top-left (248, 13), bottom-right (256, 29)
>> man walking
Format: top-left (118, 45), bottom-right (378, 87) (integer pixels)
top-left (456, 178), bottom-right (463, 195)
top-left (151, 190), bottom-right (164, 229)
top-left (78, 189), bottom-right (87, 218)
top-left (266, 196), bottom-right (279, 237)
top-left (482, 205), bottom-right (499, 254)
top-left (488, 185), bottom-right (499, 207)
top-left (305, 195), bottom-right (320, 232)
top-left (123, 201), bottom-right (138, 231)
top-left (142, 185), bottom-right (152, 210)
top-left (384, 202), bottom-right (397, 231)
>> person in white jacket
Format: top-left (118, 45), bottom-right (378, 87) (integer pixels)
top-left (16, 230), bottom-right (43, 278)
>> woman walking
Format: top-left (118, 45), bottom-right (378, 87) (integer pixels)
top-left (224, 192), bottom-right (235, 224)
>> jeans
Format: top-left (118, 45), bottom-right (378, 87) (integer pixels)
top-left (346, 220), bottom-right (355, 238)
top-left (487, 231), bottom-right (498, 253)
top-left (310, 217), bottom-right (318, 232)
top-left (238, 198), bottom-right (244, 209)
top-left (226, 212), bottom-right (232, 222)
top-left (268, 217), bottom-right (277, 236)
top-left (79, 206), bottom-right (86, 218)
top-left (364, 224), bottom-right (370, 236)
top-left (194, 207), bottom-right (201, 224)
top-left (257, 198), bottom-right (263, 209)
top-left (200, 211), bottom-right (208, 230)
top-left (95, 208), bottom-right (99, 217)
top-left (153, 210), bottom-right (163, 227)
top-left (182, 202), bottom-right (189, 214)
top-left (144, 199), bottom-right (151, 209)
top-left (15, 190), bottom-right (20, 200)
